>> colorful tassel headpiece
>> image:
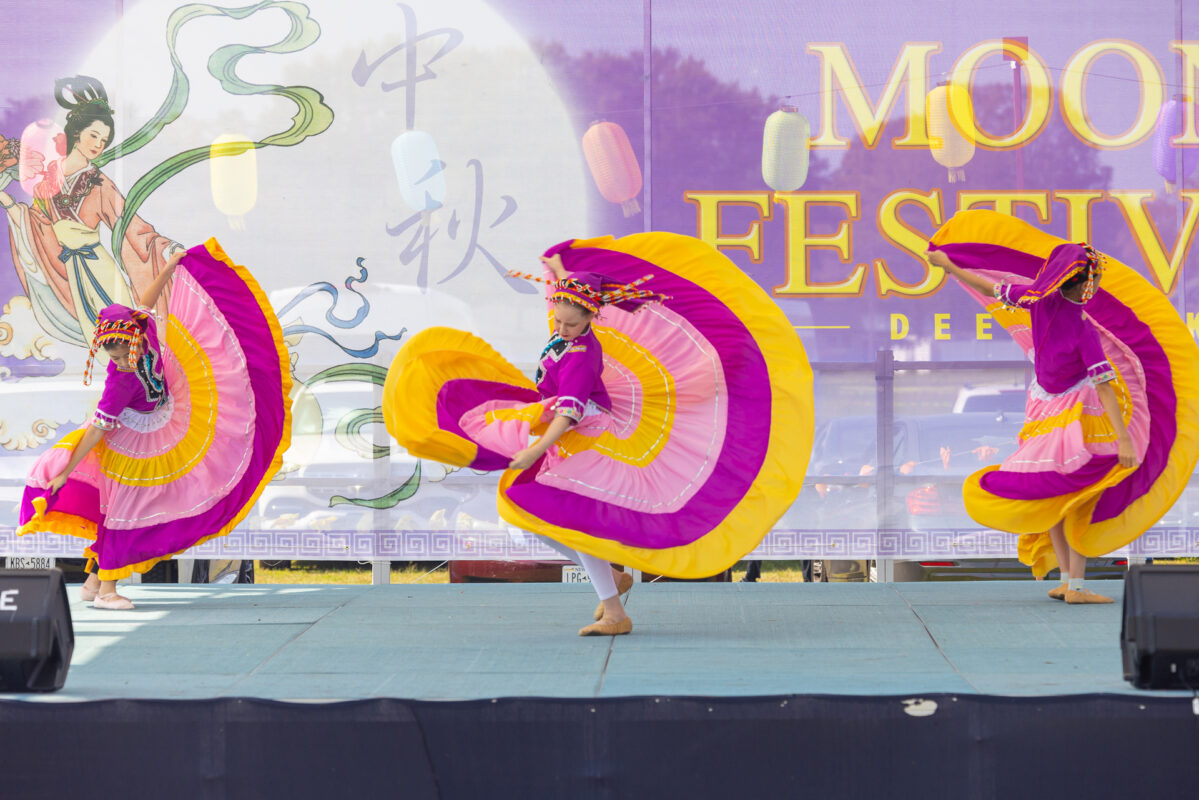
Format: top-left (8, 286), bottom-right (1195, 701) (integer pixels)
top-left (507, 270), bottom-right (671, 314)
top-left (1015, 242), bottom-right (1106, 306)
top-left (83, 304), bottom-right (149, 385)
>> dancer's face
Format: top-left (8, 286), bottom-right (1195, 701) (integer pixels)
top-left (102, 341), bottom-right (131, 364)
top-left (1061, 272), bottom-right (1098, 303)
top-left (553, 302), bottom-right (593, 341)
top-left (76, 122), bottom-right (112, 161)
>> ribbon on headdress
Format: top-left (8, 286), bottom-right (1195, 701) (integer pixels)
top-left (507, 269), bottom-right (671, 313)
top-left (82, 304), bottom-right (151, 385)
top-left (1011, 242), bottom-right (1106, 306)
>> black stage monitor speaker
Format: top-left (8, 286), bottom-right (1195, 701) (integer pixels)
top-left (1121, 564), bottom-right (1199, 690)
top-left (0, 568), bottom-right (74, 692)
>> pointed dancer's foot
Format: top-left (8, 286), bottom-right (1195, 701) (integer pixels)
top-left (579, 616), bottom-right (633, 636)
top-left (80, 576), bottom-right (100, 602)
top-left (1047, 583), bottom-right (1068, 601)
top-left (1065, 588), bottom-right (1113, 605)
top-left (594, 570), bottom-right (635, 621)
top-left (93, 592), bottom-right (135, 610)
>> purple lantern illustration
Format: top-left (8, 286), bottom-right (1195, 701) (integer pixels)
top-left (1153, 95), bottom-right (1199, 194)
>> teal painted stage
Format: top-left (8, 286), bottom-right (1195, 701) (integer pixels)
top-left (14, 580), bottom-right (1173, 702)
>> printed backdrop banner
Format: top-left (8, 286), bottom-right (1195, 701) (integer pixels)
top-left (2, 0), bottom-right (1198, 560)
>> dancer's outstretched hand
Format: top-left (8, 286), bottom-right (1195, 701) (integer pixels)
top-left (926, 248), bottom-right (951, 269)
top-left (1117, 436), bottom-right (1139, 469)
top-left (47, 471), bottom-right (69, 494)
top-left (540, 253), bottom-right (567, 281)
top-left (509, 447), bottom-right (541, 471)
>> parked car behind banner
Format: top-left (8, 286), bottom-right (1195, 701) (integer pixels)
top-left (794, 411), bottom-right (1123, 582)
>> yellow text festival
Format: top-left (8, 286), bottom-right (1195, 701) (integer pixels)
top-left (685, 189), bottom-right (1199, 300)
top-left (687, 188), bottom-right (1199, 340)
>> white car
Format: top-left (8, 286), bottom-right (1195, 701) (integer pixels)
top-left (952, 385), bottom-right (1026, 416)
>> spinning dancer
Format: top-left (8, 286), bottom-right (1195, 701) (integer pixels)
top-left (18, 241), bottom-right (291, 609)
top-left (384, 233), bottom-right (813, 635)
top-left (928, 210), bottom-right (1199, 604)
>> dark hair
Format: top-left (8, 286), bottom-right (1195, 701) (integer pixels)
top-left (1061, 270), bottom-right (1088, 291)
top-left (55, 75), bottom-right (115, 154)
top-left (101, 340), bottom-right (126, 352)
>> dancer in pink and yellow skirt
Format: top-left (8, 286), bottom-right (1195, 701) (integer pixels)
top-left (384, 232), bottom-right (813, 635)
top-left (17, 240), bottom-right (291, 609)
top-left (928, 210), bottom-right (1199, 604)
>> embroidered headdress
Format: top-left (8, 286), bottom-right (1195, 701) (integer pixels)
top-left (83, 304), bottom-right (152, 385)
top-left (507, 270), bottom-right (671, 314)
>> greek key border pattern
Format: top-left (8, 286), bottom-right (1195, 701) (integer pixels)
top-left (3, 527), bottom-right (1198, 560)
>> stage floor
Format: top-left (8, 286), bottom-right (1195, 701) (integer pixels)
top-left (11, 579), bottom-right (1174, 702)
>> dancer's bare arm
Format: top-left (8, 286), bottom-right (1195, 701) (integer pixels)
top-left (1095, 381), bottom-right (1139, 468)
top-left (139, 249), bottom-right (183, 309)
top-left (927, 249), bottom-right (997, 297)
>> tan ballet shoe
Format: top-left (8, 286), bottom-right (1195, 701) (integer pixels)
top-left (1047, 583), bottom-right (1068, 601)
top-left (594, 571), bottom-right (634, 621)
top-left (80, 583), bottom-right (99, 602)
top-left (578, 617), bottom-right (633, 636)
top-left (1064, 588), bottom-right (1113, 605)
top-left (93, 592), bottom-right (135, 611)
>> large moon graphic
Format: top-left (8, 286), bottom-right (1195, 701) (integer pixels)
top-left (78, 0), bottom-right (588, 371)
top-left (43, 0), bottom-right (593, 532)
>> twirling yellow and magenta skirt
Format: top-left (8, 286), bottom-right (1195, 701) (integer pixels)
top-left (384, 232), bottom-right (813, 578)
top-left (930, 210), bottom-right (1199, 575)
top-left (17, 240), bottom-right (292, 580)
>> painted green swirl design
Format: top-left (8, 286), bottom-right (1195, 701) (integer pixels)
top-left (302, 363), bottom-right (426, 508)
top-left (331, 461), bottom-right (421, 509)
top-left (335, 407), bottom-right (387, 459)
top-left (307, 363), bottom-right (388, 458)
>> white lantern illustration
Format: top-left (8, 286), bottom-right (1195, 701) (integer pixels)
top-left (209, 134), bottom-right (257, 231)
top-left (761, 105), bottom-right (810, 192)
top-left (926, 81), bottom-right (976, 183)
top-left (391, 130), bottom-right (446, 218)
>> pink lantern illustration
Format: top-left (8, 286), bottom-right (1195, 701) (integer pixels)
top-left (761, 105), bottom-right (810, 192)
top-left (391, 130), bottom-right (446, 217)
top-left (209, 134), bottom-right (257, 231)
top-left (582, 121), bottom-right (642, 217)
top-left (1153, 95), bottom-right (1199, 194)
top-left (926, 81), bottom-right (976, 183)
top-left (19, 119), bottom-right (65, 201)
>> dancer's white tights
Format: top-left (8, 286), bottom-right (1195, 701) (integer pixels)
top-left (535, 535), bottom-right (618, 601)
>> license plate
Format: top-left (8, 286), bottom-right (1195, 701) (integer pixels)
top-left (5, 556), bottom-right (55, 570)
top-left (561, 565), bottom-right (591, 583)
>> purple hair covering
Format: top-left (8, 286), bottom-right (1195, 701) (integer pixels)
top-left (83, 303), bottom-right (163, 386)
top-left (1003, 242), bottom-right (1104, 306)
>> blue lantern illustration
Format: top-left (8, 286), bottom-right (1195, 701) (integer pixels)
top-left (391, 130), bottom-right (446, 218)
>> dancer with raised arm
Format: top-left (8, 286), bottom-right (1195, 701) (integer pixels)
top-left (928, 210), bottom-right (1199, 603)
top-left (384, 232), bottom-right (813, 635)
top-left (18, 241), bottom-right (292, 609)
